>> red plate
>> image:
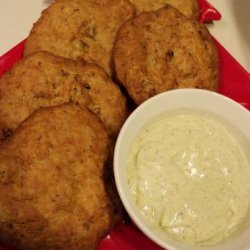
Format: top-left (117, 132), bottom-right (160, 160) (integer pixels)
top-left (0, 1), bottom-right (249, 250)
top-left (199, 0), bottom-right (222, 22)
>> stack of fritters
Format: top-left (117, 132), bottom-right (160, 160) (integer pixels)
top-left (0, 0), bottom-right (220, 249)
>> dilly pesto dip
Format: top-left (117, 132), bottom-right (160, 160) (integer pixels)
top-left (127, 112), bottom-right (250, 246)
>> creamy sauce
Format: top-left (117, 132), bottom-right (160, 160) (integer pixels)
top-left (127, 112), bottom-right (250, 246)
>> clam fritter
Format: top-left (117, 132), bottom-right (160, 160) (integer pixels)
top-left (0, 104), bottom-right (122, 250)
top-left (0, 51), bottom-right (128, 140)
top-left (24, 0), bottom-right (135, 76)
top-left (129, 0), bottom-right (199, 19)
top-left (113, 5), bottom-right (219, 105)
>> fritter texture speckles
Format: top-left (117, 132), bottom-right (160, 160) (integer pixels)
top-left (24, 0), bottom-right (136, 76)
top-left (0, 104), bottom-right (122, 250)
top-left (114, 6), bottom-right (219, 105)
top-left (130, 0), bottom-right (199, 19)
top-left (0, 51), bottom-right (128, 140)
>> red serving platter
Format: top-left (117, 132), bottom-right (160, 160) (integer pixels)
top-left (0, 1), bottom-right (249, 250)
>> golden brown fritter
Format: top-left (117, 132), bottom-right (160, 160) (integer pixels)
top-left (0, 51), bottom-right (128, 140)
top-left (113, 5), bottom-right (219, 105)
top-left (0, 104), bottom-right (122, 250)
top-left (129, 0), bottom-right (199, 19)
top-left (24, 0), bottom-right (136, 76)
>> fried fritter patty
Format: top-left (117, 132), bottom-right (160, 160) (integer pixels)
top-left (0, 104), bottom-right (122, 250)
top-left (113, 6), bottom-right (219, 105)
top-left (129, 0), bottom-right (199, 19)
top-left (24, 0), bottom-right (135, 76)
top-left (0, 51), bottom-right (128, 140)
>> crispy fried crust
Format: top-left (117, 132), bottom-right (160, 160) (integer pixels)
top-left (0, 51), bottom-right (128, 139)
top-left (24, 0), bottom-right (136, 76)
top-left (0, 104), bottom-right (122, 250)
top-left (113, 6), bottom-right (219, 105)
top-left (130, 0), bottom-right (199, 19)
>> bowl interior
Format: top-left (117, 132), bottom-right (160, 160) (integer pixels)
top-left (114, 89), bottom-right (250, 250)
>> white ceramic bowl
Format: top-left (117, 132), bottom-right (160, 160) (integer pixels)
top-left (114, 89), bottom-right (250, 250)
